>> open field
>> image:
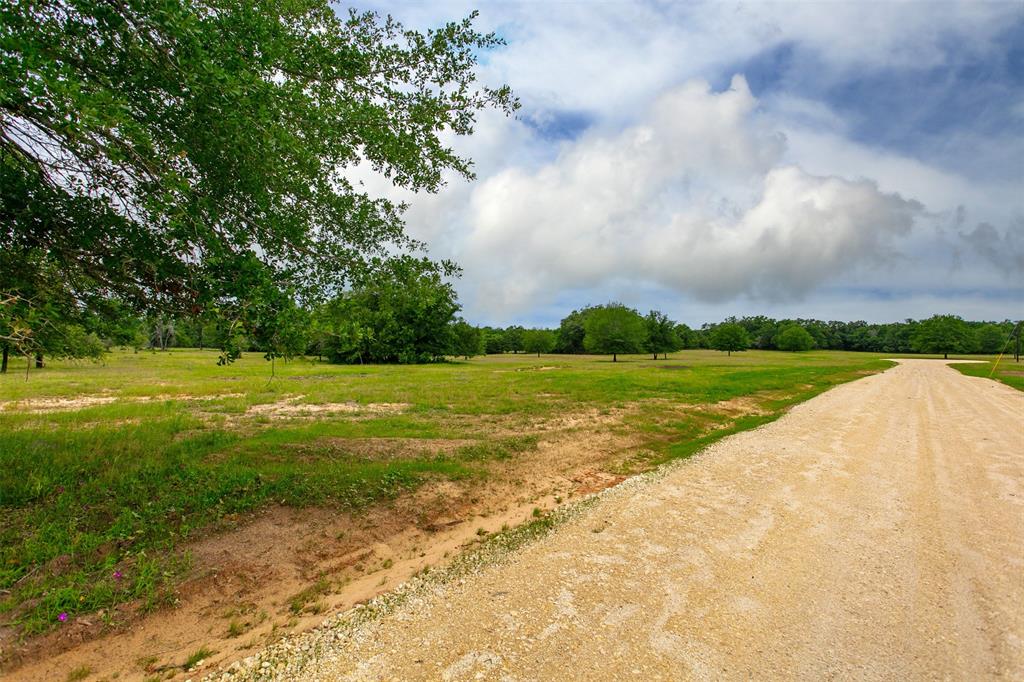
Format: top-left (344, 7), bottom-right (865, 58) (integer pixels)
top-left (952, 356), bottom-right (1024, 391)
top-left (0, 349), bottom-right (1014, 679)
top-left (256, 360), bottom-right (1024, 681)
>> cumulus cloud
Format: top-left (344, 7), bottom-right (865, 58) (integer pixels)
top-left (960, 219), bottom-right (1024, 276)
top-left (350, 1), bottom-right (1022, 324)
top-left (459, 77), bottom-right (921, 313)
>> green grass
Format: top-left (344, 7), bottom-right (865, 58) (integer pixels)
top-left (950, 357), bottom-right (1024, 391)
top-left (184, 646), bottom-right (214, 669)
top-left (0, 347), bottom-right (892, 637)
top-left (65, 665), bottom-right (92, 681)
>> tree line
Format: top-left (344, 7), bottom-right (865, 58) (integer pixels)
top-left (5, 266), bottom-right (1016, 372)
top-left (4, 2), bottom-right (1015, 375)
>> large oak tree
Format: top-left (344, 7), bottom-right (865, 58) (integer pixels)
top-left (1, 0), bottom-right (516, 361)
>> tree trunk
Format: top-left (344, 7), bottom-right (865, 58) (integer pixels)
top-left (35, 353), bottom-right (43, 368)
top-left (613, 353), bottom-right (617, 362)
top-left (728, 350), bottom-right (732, 356)
top-left (1, 345), bottom-right (7, 374)
top-left (652, 352), bottom-right (657, 360)
top-left (944, 352), bottom-right (948, 359)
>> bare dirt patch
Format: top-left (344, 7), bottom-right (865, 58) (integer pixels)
top-left (0, 392), bottom-right (245, 413)
top-left (246, 395), bottom-right (409, 419)
top-left (0, 396), bottom-right (119, 412)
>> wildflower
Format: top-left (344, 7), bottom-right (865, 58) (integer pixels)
top-left (58, 612), bottom-right (68, 622)
top-left (113, 570), bottom-right (123, 580)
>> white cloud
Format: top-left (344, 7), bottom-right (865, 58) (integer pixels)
top-left (457, 78), bottom-right (922, 314)
top-left (349, 1), bottom-right (1023, 324)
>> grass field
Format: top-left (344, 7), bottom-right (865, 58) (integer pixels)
top-left (0, 348), bottom-right (940, 639)
top-left (951, 356), bottom-right (1024, 391)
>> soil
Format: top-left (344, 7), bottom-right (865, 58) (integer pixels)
top-left (0, 400), bottom-right (668, 681)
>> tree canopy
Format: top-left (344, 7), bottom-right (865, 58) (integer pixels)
top-left (911, 315), bottom-right (970, 359)
top-left (709, 323), bottom-right (751, 356)
top-left (317, 257), bottom-right (459, 364)
top-left (583, 304), bottom-right (646, 361)
top-left (523, 328), bottom-right (556, 356)
top-left (1, 1), bottom-right (516, 362)
top-left (975, 324), bottom-right (1007, 355)
top-left (775, 325), bottom-right (815, 352)
top-left (450, 319), bottom-right (483, 359)
top-left (643, 310), bottom-right (679, 359)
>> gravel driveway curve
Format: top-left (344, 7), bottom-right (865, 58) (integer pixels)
top-left (262, 359), bottom-right (1024, 681)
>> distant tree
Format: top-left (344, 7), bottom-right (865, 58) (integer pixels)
top-left (523, 328), bottom-right (556, 357)
top-left (674, 322), bottom-right (697, 349)
top-left (775, 325), bottom-right (816, 352)
top-left (253, 300), bottom-right (311, 368)
top-left (736, 315), bottom-right (778, 350)
top-left (0, 253), bottom-right (107, 372)
top-left (643, 311), bottom-right (679, 359)
top-left (555, 307), bottom-right (595, 354)
top-left (149, 318), bottom-right (176, 351)
top-left (483, 327), bottom-right (506, 354)
top-left (451, 320), bottom-right (484, 359)
top-left (320, 257), bottom-right (459, 364)
top-left (504, 325), bottom-right (526, 354)
top-left (709, 323), bottom-right (751, 356)
top-left (975, 324), bottom-right (1008, 355)
top-left (911, 315), bottom-right (971, 359)
top-left (583, 304), bottom-right (647, 362)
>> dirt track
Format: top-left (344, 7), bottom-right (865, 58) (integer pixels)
top-left (297, 360), bottom-right (1024, 680)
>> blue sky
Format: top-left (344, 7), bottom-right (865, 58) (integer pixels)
top-left (350, 1), bottom-right (1024, 327)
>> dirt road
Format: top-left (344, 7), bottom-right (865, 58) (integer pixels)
top-left (287, 360), bottom-right (1023, 680)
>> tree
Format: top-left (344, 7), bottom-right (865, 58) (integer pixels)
top-left (0, 252), bottom-right (106, 372)
top-left (523, 329), bottom-right (556, 357)
top-left (482, 327), bottom-right (506, 354)
top-left (1, 3), bottom-right (516, 360)
top-left (320, 257), bottom-right (460, 364)
top-left (674, 322), bottom-right (697, 350)
top-left (775, 325), bottom-right (815, 352)
top-left (975, 324), bottom-right (1008, 355)
top-left (583, 304), bottom-right (647, 362)
top-left (451, 320), bottom-right (483, 359)
top-left (709, 323), bottom-right (750, 356)
top-left (911, 315), bottom-right (970, 359)
top-left (643, 310), bottom-right (679, 359)
top-left (503, 326), bottom-right (526, 354)
top-left (555, 307), bottom-right (594, 354)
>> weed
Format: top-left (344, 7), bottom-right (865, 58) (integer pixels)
top-left (66, 666), bottom-right (92, 681)
top-left (184, 646), bottom-right (214, 669)
top-left (135, 655), bottom-right (158, 670)
top-left (289, 576), bottom-right (331, 615)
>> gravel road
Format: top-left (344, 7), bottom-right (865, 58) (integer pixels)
top-left (271, 360), bottom-right (1024, 680)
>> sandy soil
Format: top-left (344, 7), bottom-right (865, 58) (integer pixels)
top-left (296, 360), bottom-right (1024, 680)
top-left (2, 404), bottom-right (645, 680)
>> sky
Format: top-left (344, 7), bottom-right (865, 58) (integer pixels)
top-left (350, 1), bottom-right (1024, 327)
